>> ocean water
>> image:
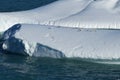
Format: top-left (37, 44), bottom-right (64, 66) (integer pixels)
top-left (0, 0), bottom-right (57, 12)
top-left (0, 54), bottom-right (120, 80)
top-left (1, 0), bottom-right (120, 80)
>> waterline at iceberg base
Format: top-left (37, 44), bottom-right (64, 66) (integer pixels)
top-left (1, 24), bottom-right (120, 59)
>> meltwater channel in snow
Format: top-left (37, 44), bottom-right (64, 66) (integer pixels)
top-left (1, 24), bottom-right (120, 59)
top-left (0, 0), bottom-right (120, 32)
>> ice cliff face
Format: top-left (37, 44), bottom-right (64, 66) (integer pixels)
top-left (2, 24), bottom-right (120, 59)
top-left (0, 0), bottom-right (120, 32)
top-left (1, 24), bottom-right (65, 58)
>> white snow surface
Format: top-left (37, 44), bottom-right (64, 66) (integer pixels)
top-left (0, 0), bottom-right (120, 31)
top-left (2, 24), bottom-right (120, 59)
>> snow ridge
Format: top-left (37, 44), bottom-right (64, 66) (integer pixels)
top-left (1, 0), bottom-right (120, 31)
top-left (0, 0), bottom-right (92, 31)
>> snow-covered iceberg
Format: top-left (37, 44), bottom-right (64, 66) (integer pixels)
top-left (0, 0), bottom-right (92, 31)
top-left (2, 24), bottom-right (120, 59)
top-left (0, 0), bottom-right (120, 32)
top-left (1, 24), bottom-right (65, 58)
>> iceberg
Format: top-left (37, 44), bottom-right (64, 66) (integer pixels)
top-left (0, 0), bottom-right (120, 31)
top-left (2, 24), bottom-right (120, 59)
top-left (1, 0), bottom-right (120, 59)
top-left (0, 0), bottom-right (92, 31)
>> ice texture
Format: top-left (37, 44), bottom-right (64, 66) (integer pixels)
top-left (2, 24), bottom-right (120, 59)
top-left (0, 0), bottom-right (120, 31)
